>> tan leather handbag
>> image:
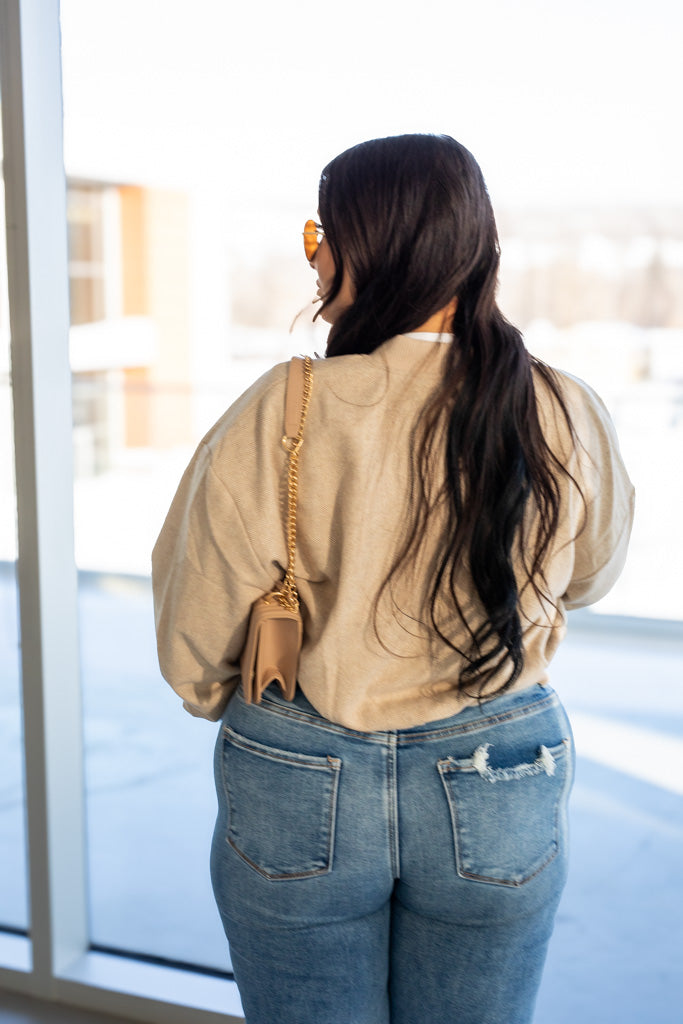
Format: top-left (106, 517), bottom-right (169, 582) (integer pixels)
top-left (240, 355), bottom-right (313, 704)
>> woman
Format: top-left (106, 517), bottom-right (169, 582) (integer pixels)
top-left (152, 134), bottom-right (634, 1024)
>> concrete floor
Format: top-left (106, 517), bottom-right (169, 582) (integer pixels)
top-left (0, 989), bottom-right (137, 1024)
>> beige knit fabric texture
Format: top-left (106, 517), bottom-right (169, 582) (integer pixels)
top-left (152, 335), bottom-right (635, 731)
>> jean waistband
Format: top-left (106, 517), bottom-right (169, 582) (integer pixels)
top-left (238, 682), bottom-right (562, 744)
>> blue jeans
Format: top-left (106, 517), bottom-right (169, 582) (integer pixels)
top-left (211, 682), bottom-right (574, 1024)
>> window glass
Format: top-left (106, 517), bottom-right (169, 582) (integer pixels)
top-left (497, 207), bottom-right (683, 621)
top-left (0, 78), bottom-right (30, 937)
top-left (67, 185), bottom-right (108, 326)
top-left (58, 0), bottom-right (682, 981)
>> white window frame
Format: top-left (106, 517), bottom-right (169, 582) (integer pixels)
top-left (0, 2), bottom-right (242, 1019)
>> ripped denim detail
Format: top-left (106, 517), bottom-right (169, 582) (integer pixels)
top-left (469, 743), bottom-right (557, 783)
top-left (437, 737), bottom-right (572, 885)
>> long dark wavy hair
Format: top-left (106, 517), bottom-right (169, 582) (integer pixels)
top-left (317, 134), bottom-right (582, 697)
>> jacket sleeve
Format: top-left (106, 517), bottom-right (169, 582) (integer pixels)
top-left (561, 380), bottom-right (635, 610)
top-left (151, 441), bottom-right (272, 721)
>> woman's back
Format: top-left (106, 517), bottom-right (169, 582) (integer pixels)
top-left (153, 331), bottom-right (633, 730)
top-left (153, 132), bottom-right (635, 1024)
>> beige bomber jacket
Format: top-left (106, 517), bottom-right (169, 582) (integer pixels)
top-left (152, 334), bottom-right (635, 731)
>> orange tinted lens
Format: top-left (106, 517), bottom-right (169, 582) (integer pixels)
top-left (303, 219), bottom-right (320, 262)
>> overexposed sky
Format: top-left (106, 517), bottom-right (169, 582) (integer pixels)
top-left (60, 0), bottom-right (683, 209)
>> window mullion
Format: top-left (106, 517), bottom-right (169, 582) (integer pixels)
top-left (0, 0), bottom-right (87, 988)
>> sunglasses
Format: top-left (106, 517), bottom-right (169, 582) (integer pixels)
top-left (303, 219), bottom-right (325, 263)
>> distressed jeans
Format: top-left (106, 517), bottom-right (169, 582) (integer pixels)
top-left (211, 682), bottom-right (574, 1024)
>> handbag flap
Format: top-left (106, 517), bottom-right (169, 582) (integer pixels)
top-left (240, 594), bottom-right (303, 704)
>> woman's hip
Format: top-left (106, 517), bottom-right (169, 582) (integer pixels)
top-left (213, 681), bottom-right (574, 911)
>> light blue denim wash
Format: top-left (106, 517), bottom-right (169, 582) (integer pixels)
top-left (211, 681), bottom-right (575, 1024)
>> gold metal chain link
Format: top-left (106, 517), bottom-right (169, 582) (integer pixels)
top-left (276, 356), bottom-right (313, 610)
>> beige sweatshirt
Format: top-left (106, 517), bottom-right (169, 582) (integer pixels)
top-left (152, 334), bottom-right (635, 731)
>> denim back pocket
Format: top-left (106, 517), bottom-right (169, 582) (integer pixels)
top-left (220, 725), bottom-right (342, 880)
top-left (437, 738), bottom-right (571, 887)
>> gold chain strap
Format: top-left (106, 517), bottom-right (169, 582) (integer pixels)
top-left (276, 356), bottom-right (313, 610)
